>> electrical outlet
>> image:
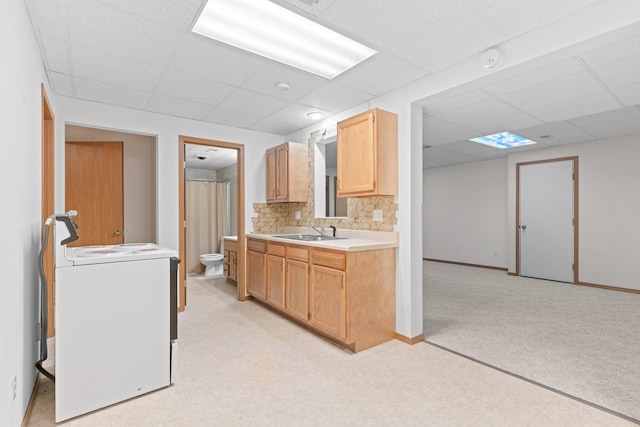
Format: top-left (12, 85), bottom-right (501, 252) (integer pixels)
top-left (294, 211), bottom-right (301, 220)
top-left (11, 374), bottom-right (17, 401)
top-left (373, 210), bottom-right (383, 222)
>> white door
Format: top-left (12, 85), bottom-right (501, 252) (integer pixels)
top-left (519, 160), bottom-right (574, 283)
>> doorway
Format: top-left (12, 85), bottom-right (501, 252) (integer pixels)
top-left (516, 156), bottom-right (578, 283)
top-left (178, 135), bottom-right (246, 311)
top-left (41, 85), bottom-right (55, 337)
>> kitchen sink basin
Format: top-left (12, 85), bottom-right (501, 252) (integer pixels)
top-left (274, 234), bottom-right (348, 241)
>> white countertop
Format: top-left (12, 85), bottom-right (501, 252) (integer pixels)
top-left (247, 228), bottom-right (398, 252)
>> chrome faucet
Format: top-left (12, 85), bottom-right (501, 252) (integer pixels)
top-left (329, 225), bottom-right (337, 237)
top-left (310, 225), bottom-right (326, 236)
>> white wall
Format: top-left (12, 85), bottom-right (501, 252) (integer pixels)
top-left (507, 134), bottom-right (640, 290)
top-left (423, 158), bottom-right (508, 268)
top-left (65, 126), bottom-right (157, 243)
top-left (0, 0), bottom-right (53, 425)
top-left (56, 97), bottom-right (283, 253)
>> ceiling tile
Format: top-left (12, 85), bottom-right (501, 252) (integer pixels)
top-left (155, 71), bottom-right (235, 106)
top-left (50, 72), bottom-right (74, 97)
top-left (484, 58), bottom-right (585, 96)
top-left (423, 90), bottom-right (492, 114)
top-left (277, 0), bottom-right (339, 16)
top-left (498, 71), bottom-right (607, 111)
top-left (41, 37), bottom-right (70, 74)
top-left (473, 0), bottom-right (602, 36)
top-left (74, 78), bottom-right (151, 110)
top-left (297, 83), bottom-right (374, 113)
top-left (71, 46), bottom-right (163, 92)
top-left (65, 0), bottom-right (181, 67)
top-left (614, 83), bottom-right (640, 106)
top-left (203, 108), bottom-right (263, 129)
top-left (333, 52), bottom-right (426, 96)
top-left (464, 112), bottom-right (542, 135)
top-left (240, 63), bottom-right (328, 102)
top-left (269, 103), bottom-right (333, 127)
top-left (528, 92), bottom-right (621, 122)
top-left (167, 35), bottom-right (267, 86)
top-left (581, 33), bottom-right (640, 69)
top-left (591, 56), bottom-right (640, 90)
top-left (97, 0), bottom-right (202, 31)
top-left (217, 88), bottom-right (289, 117)
top-left (392, 5), bottom-right (512, 72)
top-left (515, 121), bottom-right (595, 145)
top-left (250, 118), bottom-right (302, 135)
top-left (432, 98), bottom-right (519, 126)
top-left (424, 125), bottom-right (480, 146)
top-left (24, 0), bottom-right (66, 39)
top-left (146, 95), bottom-right (212, 121)
top-left (318, 0), bottom-right (461, 50)
top-left (568, 106), bottom-right (640, 139)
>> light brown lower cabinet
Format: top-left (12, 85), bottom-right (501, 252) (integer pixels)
top-left (246, 237), bottom-right (396, 352)
top-left (223, 238), bottom-right (238, 282)
top-left (266, 242), bottom-right (286, 309)
top-left (246, 239), bottom-right (267, 299)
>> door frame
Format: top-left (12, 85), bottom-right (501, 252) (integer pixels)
top-left (178, 135), bottom-right (247, 312)
top-left (515, 156), bottom-right (579, 283)
top-left (41, 84), bottom-right (55, 337)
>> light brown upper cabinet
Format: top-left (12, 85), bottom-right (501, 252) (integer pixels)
top-left (266, 141), bottom-right (308, 203)
top-left (337, 108), bottom-right (398, 197)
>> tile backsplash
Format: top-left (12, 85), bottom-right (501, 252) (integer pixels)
top-left (252, 142), bottom-right (397, 233)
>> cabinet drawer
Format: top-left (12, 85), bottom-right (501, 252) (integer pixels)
top-left (268, 242), bottom-right (286, 257)
top-left (247, 239), bottom-right (266, 253)
top-left (287, 245), bottom-right (309, 262)
top-left (224, 239), bottom-right (238, 252)
top-left (312, 249), bottom-right (346, 270)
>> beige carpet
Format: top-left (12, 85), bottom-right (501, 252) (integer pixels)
top-left (423, 260), bottom-right (640, 423)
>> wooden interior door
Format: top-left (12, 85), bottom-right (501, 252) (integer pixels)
top-left (65, 141), bottom-right (124, 246)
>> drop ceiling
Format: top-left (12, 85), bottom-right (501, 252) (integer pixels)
top-left (24, 0), bottom-right (640, 168)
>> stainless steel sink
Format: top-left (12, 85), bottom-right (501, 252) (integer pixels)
top-left (274, 234), bottom-right (347, 241)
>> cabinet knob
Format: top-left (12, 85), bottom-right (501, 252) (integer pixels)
top-left (112, 230), bottom-right (121, 236)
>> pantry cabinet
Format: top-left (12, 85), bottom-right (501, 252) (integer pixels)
top-left (337, 108), bottom-right (397, 197)
top-left (245, 236), bottom-right (396, 352)
top-left (266, 142), bottom-right (308, 203)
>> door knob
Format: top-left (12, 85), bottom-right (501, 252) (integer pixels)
top-left (112, 230), bottom-right (121, 236)
top-left (521, 225), bottom-right (527, 230)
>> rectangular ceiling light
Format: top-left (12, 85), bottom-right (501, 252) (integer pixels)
top-left (470, 132), bottom-right (537, 149)
top-left (192, 0), bottom-right (376, 79)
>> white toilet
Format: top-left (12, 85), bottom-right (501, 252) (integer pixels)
top-left (200, 253), bottom-right (224, 277)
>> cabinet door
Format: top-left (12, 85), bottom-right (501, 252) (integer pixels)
top-left (266, 255), bottom-right (285, 309)
top-left (229, 251), bottom-right (237, 281)
top-left (266, 148), bottom-right (277, 201)
top-left (337, 110), bottom-right (375, 196)
top-left (309, 265), bottom-right (346, 340)
top-left (275, 145), bottom-right (289, 200)
top-left (246, 249), bottom-right (266, 299)
top-left (286, 259), bottom-right (309, 322)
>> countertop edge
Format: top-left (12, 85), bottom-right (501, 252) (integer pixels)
top-left (246, 233), bottom-right (398, 252)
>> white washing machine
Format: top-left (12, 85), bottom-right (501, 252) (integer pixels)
top-left (44, 216), bottom-right (179, 422)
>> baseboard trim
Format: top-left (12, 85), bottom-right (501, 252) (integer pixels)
top-left (423, 258), bottom-right (508, 272)
top-left (395, 333), bottom-right (425, 345)
top-left (578, 281), bottom-right (640, 295)
top-left (508, 272), bottom-right (517, 276)
top-left (22, 375), bottom-right (39, 427)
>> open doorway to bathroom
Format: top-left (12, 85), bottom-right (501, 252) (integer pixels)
top-left (178, 135), bottom-right (246, 311)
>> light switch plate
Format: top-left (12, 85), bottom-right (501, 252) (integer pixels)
top-left (294, 211), bottom-right (301, 219)
top-left (373, 210), bottom-right (382, 222)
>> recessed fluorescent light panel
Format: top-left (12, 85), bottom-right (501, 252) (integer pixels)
top-left (470, 132), bottom-right (537, 149)
top-left (192, 0), bottom-right (376, 79)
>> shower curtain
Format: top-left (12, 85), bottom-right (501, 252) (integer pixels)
top-left (186, 181), bottom-right (229, 273)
